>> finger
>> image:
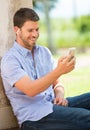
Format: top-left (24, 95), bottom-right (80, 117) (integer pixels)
top-left (59, 56), bottom-right (67, 62)
top-left (67, 57), bottom-right (76, 67)
top-left (53, 99), bottom-right (56, 104)
top-left (61, 99), bottom-right (68, 106)
top-left (64, 99), bottom-right (68, 106)
top-left (61, 55), bottom-right (72, 64)
top-left (61, 100), bottom-right (66, 106)
top-left (54, 98), bottom-right (63, 105)
top-left (58, 98), bottom-right (65, 106)
top-left (66, 55), bottom-right (76, 63)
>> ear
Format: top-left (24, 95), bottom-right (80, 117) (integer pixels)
top-left (14, 26), bottom-right (20, 34)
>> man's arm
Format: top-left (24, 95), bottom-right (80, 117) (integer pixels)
top-left (53, 80), bottom-right (68, 106)
top-left (53, 78), bottom-right (65, 98)
top-left (15, 55), bottom-right (75, 97)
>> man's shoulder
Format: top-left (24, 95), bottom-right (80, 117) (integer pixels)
top-left (37, 45), bottom-right (51, 53)
top-left (2, 49), bottom-right (13, 61)
top-left (1, 47), bottom-right (17, 67)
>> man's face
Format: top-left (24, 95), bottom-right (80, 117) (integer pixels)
top-left (15, 21), bottom-right (39, 50)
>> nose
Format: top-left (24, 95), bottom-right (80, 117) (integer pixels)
top-left (32, 30), bottom-right (39, 37)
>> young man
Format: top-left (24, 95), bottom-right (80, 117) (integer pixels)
top-left (1, 8), bottom-right (90, 130)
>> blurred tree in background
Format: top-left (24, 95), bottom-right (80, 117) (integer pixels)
top-left (75, 15), bottom-right (90, 33)
top-left (33, 0), bottom-right (90, 53)
top-left (33, 0), bottom-right (58, 53)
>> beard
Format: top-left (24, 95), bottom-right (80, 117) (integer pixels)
top-left (20, 35), bottom-right (37, 50)
top-left (18, 30), bottom-right (39, 50)
top-left (23, 39), bottom-right (35, 49)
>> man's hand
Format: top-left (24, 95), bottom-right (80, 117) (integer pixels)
top-left (57, 55), bottom-right (76, 75)
top-left (53, 83), bottom-right (68, 106)
top-left (53, 96), bottom-right (68, 106)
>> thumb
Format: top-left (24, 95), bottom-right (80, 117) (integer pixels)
top-left (53, 99), bottom-right (57, 104)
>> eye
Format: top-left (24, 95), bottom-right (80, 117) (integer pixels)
top-left (28, 29), bottom-right (33, 32)
top-left (36, 28), bottom-right (39, 32)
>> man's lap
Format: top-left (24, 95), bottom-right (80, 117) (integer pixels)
top-left (20, 93), bottom-right (90, 130)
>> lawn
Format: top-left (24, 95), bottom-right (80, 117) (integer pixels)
top-left (54, 52), bottom-right (90, 97)
top-left (60, 66), bottom-right (90, 97)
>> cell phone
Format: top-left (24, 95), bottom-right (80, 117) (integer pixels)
top-left (67, 47), bottom-right (76, 61)
top-left (68, 47), bottom-right (76, 56)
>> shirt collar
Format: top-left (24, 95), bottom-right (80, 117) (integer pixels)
top-left (13, 41), bottom-right (39, 57)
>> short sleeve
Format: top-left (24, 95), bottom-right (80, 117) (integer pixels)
top-left (1, 55), bottom-right (28, 87)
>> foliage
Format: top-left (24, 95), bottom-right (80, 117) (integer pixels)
top-left (73, 15), bottom-right (90, 33)
top-left (33, 0), bottom-right (59, 53)
top-left (33, 0), bottom-right (58, 12)
top-left (37, 16), bottom-right (90, 50)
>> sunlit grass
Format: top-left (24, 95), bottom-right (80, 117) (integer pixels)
top-left (60, 67), bottom-right (90, 97)
top-left (53, 53), bottom-right (90, 97)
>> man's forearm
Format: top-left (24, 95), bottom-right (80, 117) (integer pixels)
top-left (54, 83), bottom-right (65, 98)
top-left (15, 67), bottom-right (62, 97)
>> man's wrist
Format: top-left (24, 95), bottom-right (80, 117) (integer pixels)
top-left (53, 83), bottom-right (63, 91)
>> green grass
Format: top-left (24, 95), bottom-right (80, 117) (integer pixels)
top-left (53, 52), bottom-right (90, 97)
top-left (60, 67), bottom-right (90, 97)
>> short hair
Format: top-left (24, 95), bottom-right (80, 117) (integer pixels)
top-left (13, 8), bottom-right (40, 28)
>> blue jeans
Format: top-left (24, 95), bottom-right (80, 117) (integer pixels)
top-left (20, 92), bottom-right (90, 130)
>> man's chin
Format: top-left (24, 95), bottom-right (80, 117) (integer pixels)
top-left (31, 42), bottom-right (36, 46)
